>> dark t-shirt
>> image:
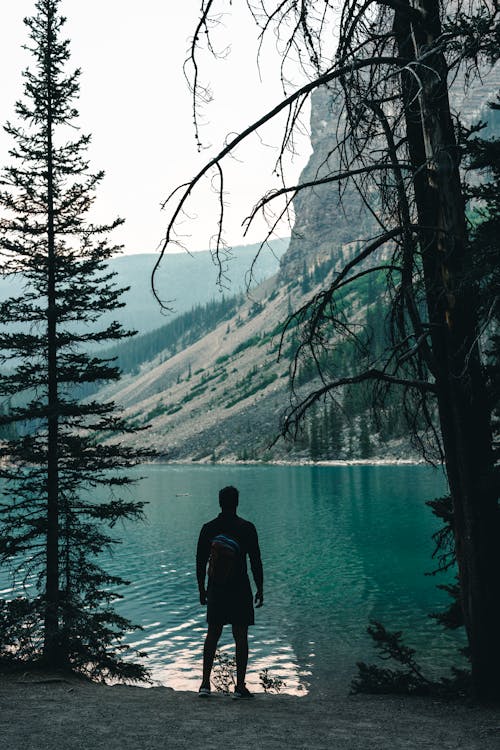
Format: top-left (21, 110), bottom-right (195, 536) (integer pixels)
top-left (196, 512), bottom-right (263, 625)
top-left (196, 512), bottom-right (263, 590)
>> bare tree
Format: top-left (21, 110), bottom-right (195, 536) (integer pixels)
top-left (154, 0), bottom-right (500, 699)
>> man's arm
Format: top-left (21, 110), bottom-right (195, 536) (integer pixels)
top-left (196, 525), bottom-right (210, 605)
top-left (248, 524), bottom-right (264, 607)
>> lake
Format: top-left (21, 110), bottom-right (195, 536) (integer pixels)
top-left (97, 463), bottom-right (464, 694)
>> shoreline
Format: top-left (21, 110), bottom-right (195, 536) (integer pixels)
top-left (146, 457), bottom-right (428, 467)
top-left (1, 671), bottom-right (498, 750)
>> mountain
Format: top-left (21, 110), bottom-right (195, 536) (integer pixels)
top-left (93, 84), bottom-right (406, 462)
top-left (0, 238), bottom-right (288, 337)
top-left (97, 258), bottom-right (405, 462)
top-left (73, 64), bottom-right (500, 462)
top-left (104, 239), bottom-right (288, 334)
top-left (280, 86), bottom-right (374, 282)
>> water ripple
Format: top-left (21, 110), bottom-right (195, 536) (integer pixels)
top-left (0, 465), bottom-right (459, 693)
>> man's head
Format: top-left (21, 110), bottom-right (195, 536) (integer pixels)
top-left (219, 485), bottom-right (239, 512)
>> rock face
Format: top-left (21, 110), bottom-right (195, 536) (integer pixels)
top-left (280, 59), bottom-right (500, 282)
top-left (451, 60), bottom-right (500, 136)
top-left (279, 85), bottom-right (372, 282)
top-left (100, 61), bottom-right (500, 463)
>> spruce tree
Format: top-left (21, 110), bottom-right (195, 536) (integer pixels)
top-left (0, 0), bottom-right (151, 680)
top-left (465, 96), bottom-right (500, 434)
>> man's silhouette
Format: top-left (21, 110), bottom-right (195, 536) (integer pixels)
top-left (196, 485), bottom-right (263, 698)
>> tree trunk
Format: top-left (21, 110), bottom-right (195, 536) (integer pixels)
top-left (394, 0), bottom-right (500, 700)
top-left (43, 4), bottom-right (62, 670)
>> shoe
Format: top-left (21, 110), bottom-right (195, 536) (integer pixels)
top-left (198, 685), bottom-right (211, 698)
top-left (232, 685), bottom-right (254, 700)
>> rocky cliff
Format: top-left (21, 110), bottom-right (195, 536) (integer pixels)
top-left (279, 85), bottom-right (372, 282)
top-left (99, 62), bottom-right (500, 463)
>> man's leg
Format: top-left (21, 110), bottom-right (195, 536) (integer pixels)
top-left (201, 623), bottom-right (223, 688)
top-left (232, 624), bottom-right (249, 688)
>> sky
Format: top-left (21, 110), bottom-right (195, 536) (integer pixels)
top-left (0, 1), bottom-right (311, 256)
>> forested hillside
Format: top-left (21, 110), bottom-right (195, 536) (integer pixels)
top-left (95, 241), bottom-right (414, 463)
top-left (93, 63), bottom-right (500, 464)
top-left (0, 238), bottom-right (288, 336)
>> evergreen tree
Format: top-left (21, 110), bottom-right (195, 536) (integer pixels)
top-left (465, 95), bottom-right (500, 442)
top-left (328, 403), bottom-right (343, 457)
top-left (0, 0), bottom-right (151, 680)
top-left (359, 419), bottom-right (372, 459)
top-left (300, 260), bottom-right (310, 294)
top-left (309, 405), bottom-right (320, 461)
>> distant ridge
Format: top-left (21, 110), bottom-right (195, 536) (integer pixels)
top-left (0, 238), bottom-right (289, 337)
top-left (107, 239), bottom-right (288, 334)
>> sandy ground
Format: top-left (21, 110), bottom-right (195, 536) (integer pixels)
top-left (1, 673), bottom-right (499, 750)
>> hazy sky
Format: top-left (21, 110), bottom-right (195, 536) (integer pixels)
top-left (0, 1), bottom-right (311, 255)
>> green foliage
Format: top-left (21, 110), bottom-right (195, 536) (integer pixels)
top-left (0, 597), bottom-right (45, 665)
top-left (232, 334), bottom-right (261, 356)
top-left (211, 649), bottom-right (286, 694)
top-left (87, 294), bottom-right (242, 391)
top-left (300, 260), bottom-right (311, 294)
top-left (309, 405), bottom-right (321, 461)
top-left (179, 383), bottom-right (208, 404)
top-left (259, 668), bottom-right (286, 694)
top-left (146, 402), bottom-right (166, 421)
top-left (211, 649), bottom-right (236, 693)
top-left (352, 621), bottom-right (431, 696)
top-left (359, 419), bottom-right (372, 458)
top-left (225, 371), bottom-right (278, 409)
top-left (248, 301), bottom-right (263, 318)
top-left (464, 99), bottom-right (500, 452)
top-left (426, 495), bottom-right (456, 576)
top-left (0, 0), bottom-right (151, 681)
top-left (352, 620), bottom-right (471, 698)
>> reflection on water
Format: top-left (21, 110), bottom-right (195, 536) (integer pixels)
top-left (100, 464), bottom-right (462, 694)
top-left (1, 464), bottom-right (464, 694)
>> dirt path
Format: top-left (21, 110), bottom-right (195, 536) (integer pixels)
top-left (1, 673), bottom-right (499, 750)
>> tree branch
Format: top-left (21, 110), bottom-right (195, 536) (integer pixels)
top-left (152, 53), bottom-right (403, 309)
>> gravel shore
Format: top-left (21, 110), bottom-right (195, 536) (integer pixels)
top-left (1, 672), bottom-right (499, 750)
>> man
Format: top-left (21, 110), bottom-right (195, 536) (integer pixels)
top-left (196, 485), bottom-right (263, 699)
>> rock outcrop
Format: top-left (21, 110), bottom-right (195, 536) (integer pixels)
top-left (100, 61), bottom-right (500, 463)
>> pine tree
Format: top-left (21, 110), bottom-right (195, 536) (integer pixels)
top-left (465, 95), bottom-right (500, 445)
top-left (359, 418), bottom-right (372, 459)
top-left (0, 0), bottom-right (152, 680)
top-left (300, 260), bottom-right (310, 294)
top-left (309, 405), bottom-right (320, 461)
top-left (328, 403), bottom-right (343, 457)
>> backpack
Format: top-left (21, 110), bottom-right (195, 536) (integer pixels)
top-left (208, 534), bottom-right (241, 585)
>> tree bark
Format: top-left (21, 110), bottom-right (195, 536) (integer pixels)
top-left (394, 0), bottom-right (500, 699)
top-left (43, 3), bottom-right (62, 669)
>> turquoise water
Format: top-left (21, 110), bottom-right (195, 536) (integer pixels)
top-left (97, 463), bottom-right (463, 694)
top-left (0, 463), bottom-right (464, 693)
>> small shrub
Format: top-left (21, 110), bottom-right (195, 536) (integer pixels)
top-left (351, 621), bottom-right (431, 695)
top-left (232, 335), bottom-right (261, 356)
top-left (211, 651), bottom-right (286, 695)
top-left (165, 404), bottom-right (182, 415)
top-left (259, 668), bottom-right (286, 694)
top-left (212, 649), bottom-right (236, 694)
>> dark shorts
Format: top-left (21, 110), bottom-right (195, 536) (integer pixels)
top-left (206, 576), bottom-right (254, 626)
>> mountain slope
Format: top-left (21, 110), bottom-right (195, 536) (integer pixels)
top-left (98, 67), bottom-right (500, 462)
top-left (99, 259), bottom-right (410, 462)
top-left (106, 238), bottom-right (288, 334)
top-left (0, 238), bottom-right (288, 337)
